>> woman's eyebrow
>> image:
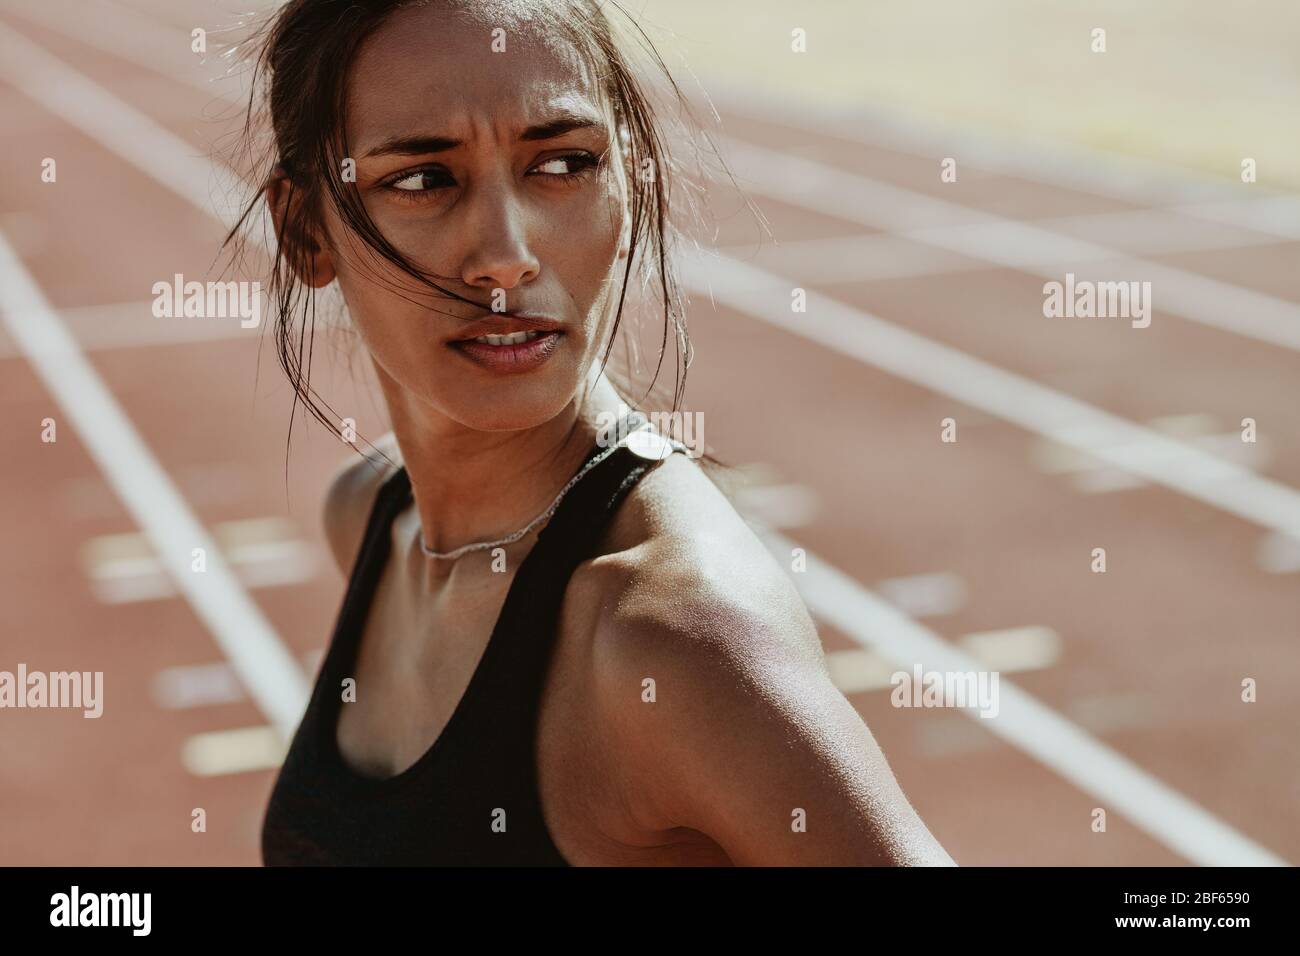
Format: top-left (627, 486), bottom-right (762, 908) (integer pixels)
top-left (520, 111), bottom-right (605, 142)
top-left (362, 111), bottom-right (607, 159)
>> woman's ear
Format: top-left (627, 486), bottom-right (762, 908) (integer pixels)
top-left (265, 165), bottom-right (336, 288)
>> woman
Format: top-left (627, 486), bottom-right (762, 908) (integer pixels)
top-left (231, 0), bottom-right (954, 866)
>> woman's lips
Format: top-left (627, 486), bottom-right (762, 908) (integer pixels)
top-left (448, 330), bottom-right (564, 373)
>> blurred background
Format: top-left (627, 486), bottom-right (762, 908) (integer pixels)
top-left (1, 0), bottom-right (1296, 865)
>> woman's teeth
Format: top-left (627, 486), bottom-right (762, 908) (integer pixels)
top-left (469, 330), bottom-right (545, 346)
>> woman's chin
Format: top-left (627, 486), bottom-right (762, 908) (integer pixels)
top-left (436, 386), bottom-right (579, 434)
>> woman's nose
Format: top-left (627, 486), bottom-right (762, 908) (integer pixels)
top-left (460, 181), bottom-right (541, 292)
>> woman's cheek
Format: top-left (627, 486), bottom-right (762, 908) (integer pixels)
top-left (334, 262), bottom-right (426, 359)
top-left (551, 195), bottom-right (623, 296)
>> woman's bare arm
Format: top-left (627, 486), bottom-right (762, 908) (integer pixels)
top-left (591, 541), bottom-right (956, 866)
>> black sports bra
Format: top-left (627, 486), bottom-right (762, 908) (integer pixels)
top-left (261, 413), bottom-right (684, 865)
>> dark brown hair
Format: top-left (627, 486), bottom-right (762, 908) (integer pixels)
top-left (220, 0), bottom-right (752, 474)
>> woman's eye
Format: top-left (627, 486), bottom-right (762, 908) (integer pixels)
top-left (381, 153), bottom-right (597, 201)
top-left (389, 169), bottom-right (446, 192)
top-left (532, 154), bottom-right (598, 178)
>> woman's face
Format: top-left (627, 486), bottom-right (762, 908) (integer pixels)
top-left (318, 3), bottom-right (630, 432)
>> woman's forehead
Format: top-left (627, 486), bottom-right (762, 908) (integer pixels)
top-left (347, 2), bottom-right (607, 151)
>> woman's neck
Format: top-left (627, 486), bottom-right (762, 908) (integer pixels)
top-left (376, 368), bottom-right (631, 587)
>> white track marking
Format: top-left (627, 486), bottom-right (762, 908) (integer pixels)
top-left (180, 726), bottom-right (287, 776)
top-left (715, 206), bottom-right (1287, 285)
top-left (958, 626), bottom-right (1062, 672)
top-left (155, 649), bottom-right (323, 709)
top-left (1030, 416), bottom-right (1272, 496)
top-left (1033, 206), bottom-right (1300, 252)
top-left (762, 529), bottom-right (1288, 867)
top-left (716, 233), bottom-right (987, 285)
top-left (155, 661), bottom-right (250, 709)
top-left (4, 0), bottom-right (255, 102)
top-left (730, 482), bottom-right (819, 530)
top-left (823, 649), bottom-right (898, 695)
top-left (0, 301), bottom-right (259, 359)
top-left (1066, 693), bottom-right (1161, 736)
top-left (695, 71), bottom-right (1300, 239)
top-left (0, 230), bottom-right (309, 737)
top-left (826, 625), bottom-right (1059, 694)
top-left (1256, 532), bottom-right (1300, 574)
top-left (81, 518), bottom-right (318, 604)
top-left (872, 572), bottom-right (966, 618)
top-left (716, 135), bottom-right (1300, 353)
top-left (682, 251), bottom-right (1300, 543)
top-left (0, 18), bottom-right (251, 232)
top-left (1171, 196), bottom-right (1300, 242)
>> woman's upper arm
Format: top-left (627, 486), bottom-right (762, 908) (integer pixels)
top-left (594, 562), bottom-right (955, 866)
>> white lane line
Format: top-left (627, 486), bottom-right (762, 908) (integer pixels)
top-left (759, 528), bottom-right (1288, 867)
top-left (958, 626), bottom-right (1063, 672)
top-left (717, 233), bottom-right (987, 284)
top-left (1066, 693), bottom-right (1162, 736)
top-left (3, 0), bottom-right (255, 102)
top-left (716, 135), bottom-right (1300, 353)
top-left (826, 625), bottom-right (1061, 694)
top-left (715, 206), bottom-right (1288, 286)
top-left (155, 649), bottom-right (325, 709)
top-left (0, 301), bottom-right (262, 360)
top-left (81, 517), bottom-right (319, 604)
top-left (1012, 206), bottom-right (1299, 254)
top-left (1256, 532), bottom-right (1300, 574)
top-left (730, 482), bottom-right (819, 530)
top-left (822, 649), bottom-right (898, 695)
top-left (156, 661), bottom-right (251, 709)
top-left (695, 71), bottom-right (1300, 239)
top-left (0, 20), bottom-right (312, 734)
top-left (1171, 196), bottom-right (1300, 242)
top-left (180, 726), bottom-right (287, 776)
top-left (0, 231), bottom-right (309, 738)
top-left (872, 571), bottom-right (966, 618)
top-left (0, 17), bottom-right (251, 233)
top-left (681, 251), bottom-right (1300, 544)
top-left (1029, 413), bottom-right (1272, 496)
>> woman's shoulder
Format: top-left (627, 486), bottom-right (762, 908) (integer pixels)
top-left (572, 450), bottom-right (825, 670)
top-left (321, 432), bottom-right (403, 575)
